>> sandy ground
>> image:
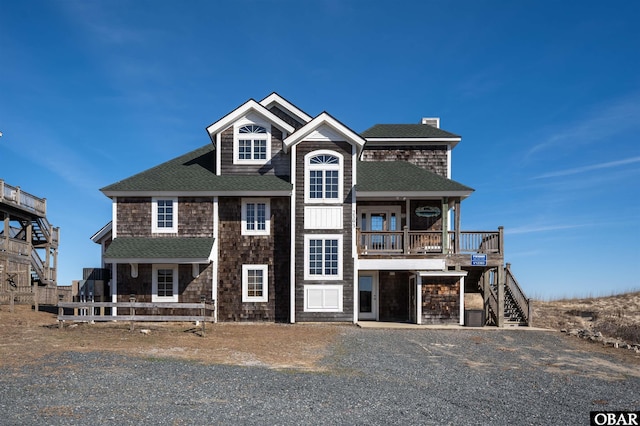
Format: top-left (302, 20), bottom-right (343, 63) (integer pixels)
top-left (0, 305), bottom-right (343, 370)
top-left (1, 292), bottom-right (639, 371)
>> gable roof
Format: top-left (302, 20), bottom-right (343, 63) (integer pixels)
top-left (356, 161), bottom-right (474, 197)
top-left (206, 99), bottom-right (296, 137)
top-left (103, 237), bottom-right (215, 263)
top-left (283, 112), bottom-right (367, 153)
top-left (259, 92), bottom-right (312, 124)
top-left (100, 144), bottom-right (292, 196)
top-left (361, 124), bottom-right (461, 140)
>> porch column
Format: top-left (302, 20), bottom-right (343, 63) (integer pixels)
top-left (416, 274), bottom-right (422, 325)
top-left (459, 276), bottom-right (465, 326)
top-left (441, 198), bottom-right (449, 253)
top-left (454, 198), bottom-right (461, 254)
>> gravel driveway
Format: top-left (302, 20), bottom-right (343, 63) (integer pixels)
top-left (1, 327), bottom-right (638, 425)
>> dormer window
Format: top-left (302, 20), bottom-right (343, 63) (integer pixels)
top-left (305, 151), bottom-right (343, 203)
top-left (235, 123), bottom-right (270, 164)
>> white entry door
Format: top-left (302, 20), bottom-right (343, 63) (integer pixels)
top-left (358, 273), bottom-right (378, 320)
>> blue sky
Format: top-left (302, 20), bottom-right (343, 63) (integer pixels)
top-left (1, 0), bottom-right (638, 299)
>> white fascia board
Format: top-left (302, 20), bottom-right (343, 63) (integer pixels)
top-left (90, 221), bottom-right (112, 243)
top-left (358, 258), bottom-right (446, 271)
top-left (418, 270), bottom-right (468, 277)
top-left (259, 93), bottom-right (312, 124)
top-left (364, 138), bottom-right (461, 143)
top-left (104, 257), bottom-right (211, 264)
top-left (356, 191), bottom-right (473, 199)
top-left (101, 190), bottom-right (292, 197)
top-left (283, 112), bottom-right (367, 153)
top-left (206, 99), bottom-right (295, 136)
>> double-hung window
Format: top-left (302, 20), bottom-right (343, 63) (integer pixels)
top-left (235, 124), bottom-right (270, 163)
top-left (305, 151), bottom-right (342, 203)
top-left (152, 197), bottom-right (178, 233)
top-left (304, 235), bottom-right (342, 280)
top-left (241, 198), bottom-right (270, 236)
top-left (242, 264), bottom-right (268, 302)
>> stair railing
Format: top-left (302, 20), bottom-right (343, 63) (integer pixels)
top-left (504, 263), bottom-right (531, 326)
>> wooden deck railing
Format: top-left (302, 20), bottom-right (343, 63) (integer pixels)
top-left (357, 227), bottom-right (502, 256)
top-left (0, 180), bottom-right (47, 216)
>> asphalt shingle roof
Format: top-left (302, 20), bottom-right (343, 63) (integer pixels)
top-left (104, 237), bottom-right (214, 260)
top-left (356, 161), bottom-right (473, 193)
top-left (361, 124), bottom-right (460, 139)
top-left (101, 144), bottom-right (292, 193)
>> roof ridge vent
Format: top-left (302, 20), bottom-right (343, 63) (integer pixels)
top-left (421, 117), bottom-right (440, 128)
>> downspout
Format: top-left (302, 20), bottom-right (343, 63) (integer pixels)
top-left (212, 196), bottom-right (219, 323)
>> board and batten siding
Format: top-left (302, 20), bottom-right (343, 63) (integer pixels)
top-left (216, 197), bottom-right (290, 322)
top-left (294, 140), bottom-right (354, 322)
top-left (361, 145), bottom-right (449, 177)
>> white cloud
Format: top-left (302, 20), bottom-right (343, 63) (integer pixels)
top-left (526, 94), bottom-right (640, 156)
top-left (532, 156), bottom-right (640, 179)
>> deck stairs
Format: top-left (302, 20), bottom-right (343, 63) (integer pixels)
top-left (471, 265), bottom-right (531, 326)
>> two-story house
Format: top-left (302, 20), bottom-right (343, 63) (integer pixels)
top-left (93, 93), bottom-right (530, 326)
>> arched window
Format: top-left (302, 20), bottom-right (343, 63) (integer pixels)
top-left (305, 151), bottom-right (342, 203)
top-left (236, 124), bottom-right (268, 162)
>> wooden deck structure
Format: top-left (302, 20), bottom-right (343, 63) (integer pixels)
top-left (0, 180), bottom-right (60, 308)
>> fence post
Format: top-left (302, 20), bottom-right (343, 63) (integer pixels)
top-left (403, 226), bottom-right (409, 253)
top-left (129, 295), bottom-right (136, 331)
top-left (200, 296), bottom-right (206, 337)
top-left (9, 290), bottom-right (14, 313)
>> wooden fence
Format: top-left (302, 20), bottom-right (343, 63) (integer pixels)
top-left (57, 301), bottom-right (215, 335)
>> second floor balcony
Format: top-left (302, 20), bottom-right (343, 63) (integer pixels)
top-left (357, 226), bottom-right (503, 257)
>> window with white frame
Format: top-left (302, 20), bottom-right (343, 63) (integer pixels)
top-left (152, 264), bottom-right (178, 302)
top-left (305, 151), bottom-right (343, 203)
top-left (235, 124), bottom-right (270, 164)
top-left (152, 197), bottom-right (178, 233)
top-left (304, 234), bottom-right (342, 280)
top-left (242, 264), bottom-right (268, 302)
top-left (241, 198), bottom-right (270, 236)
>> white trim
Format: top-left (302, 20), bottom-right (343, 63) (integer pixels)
top-left (111, 263), bottom-right (117, 317)
top-left (152, 264), bottom-right (179, 303)
top-left (112, 198), bottom-right (118, 239)
top-left (417, 270), bottom-right (468, 277)
top-left (303, 285), bottom-right (343, 312)
top-left (416, 274), bottom-right (423, 325)
top-left (358, 258), bottom-right (446, 271)
top-left (206, 99), bottom-right (295, 136)
top-left (259, 93), bottom-right (312, 124)
top-left (212, 196), bottom-right (219, 322)
top-left (233, 118), bottom-right (272, 165)
top-left (102, 190), bottom-right (292, 197)
top-left (216, 133), bottom-right (221, 176)
top-left (104, 257), bottom-right (210, 264)
top-left (283, 112), bottom-right (366, 153)
top-left (460, 276), bottom-right (465, 326)
top-left (290, 146), bottom-right (297, 324)
top-left (130, 263), bottom-right (138, 278)
top-left (152, 197), bottom-right (178, 234)
top-left (90, 221), bottom-right (112, 243)
top-left (304, 150), bottom-right (344, 204)
top-left (364, 137), bottom-right (460, 143)
top-left (242, 264), bottom-right (269, 303)
top-left (241, 198), bottom-right (271, 235)
top-left (304, 234), bottom-right (343, 280)
top-left (356, 191), bottom-right (473, 199)
top-left (447, 145), bottom-right (452, 180)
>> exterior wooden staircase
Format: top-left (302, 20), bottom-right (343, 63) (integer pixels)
top-left (475, 263), bottom-right (531, 327)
